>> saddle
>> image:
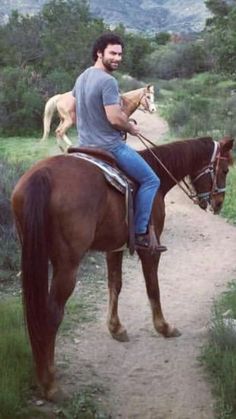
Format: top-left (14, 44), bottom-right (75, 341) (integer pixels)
top-left (67, 146), bottom-right (136, 254)
top-left (67, 146), bottom-right (116, 165)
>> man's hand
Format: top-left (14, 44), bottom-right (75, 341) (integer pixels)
top-left (128, 120), bottom-right (140, 136)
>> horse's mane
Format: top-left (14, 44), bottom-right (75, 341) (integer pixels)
top-left (139, 137), bottom-right (214, 180)
top-left (122, 86), bottom-right (147, 97)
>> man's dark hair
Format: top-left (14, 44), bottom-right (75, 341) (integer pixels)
top-left (92, 33), bottom-right (124, 62)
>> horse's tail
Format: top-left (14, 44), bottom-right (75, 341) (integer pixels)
top-left (40, 94), bottom-right (61, 142)
top-left (21, 168), bottom-right (52, 369)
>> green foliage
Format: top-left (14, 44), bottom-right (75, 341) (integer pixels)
top-left (221, 167), bottom-right (236, 225)
top-left (0, 159), bottom-right (25, 281)
top-left (201, 280), bottom-right (236, 419)
top-left (121, 32), bottom-right (154, 78)
top-left (205, 0), bottom-right (231, 19)
top-left (204, 0), bottom-right (236, 74)
top-left (154, 32), bottom-right (171, 46)
top-left (0, 66), bottom-right (44, 136)
top-left (158, 73), bottom-right (236, 138)
top-left (41, 0), bottom-right (105, 77)
top-left (0, 136), bottom-right (58, 285)
top-left (0, 297), bottom-right (36, 419)
top-left (0, 11), bottom-right (44, 68)
top-left (146, 42), bottom-right (209, 80)
top-left (116, 72), bottom-right (144, 91)
top-left (59, 386), bottom-right (110, 419)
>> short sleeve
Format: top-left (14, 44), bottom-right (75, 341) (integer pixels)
top-left (102, 78), bottom-right (120, 106)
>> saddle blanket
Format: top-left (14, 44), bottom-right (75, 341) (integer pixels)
top-left (69, 152), bottom-right (133, 194)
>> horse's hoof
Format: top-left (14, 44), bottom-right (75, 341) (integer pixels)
top-left (111, 329), bottom-right (129, 342)
top-left (166, 326), bottom-right (181, 338)
top-left (45, 386), bottom-right (68, 403)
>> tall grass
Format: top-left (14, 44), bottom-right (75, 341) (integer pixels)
top-left (0, 298), bottom-right (37, 419)
top-left (222, 167), bottom-right (236, 224)
top-left (0, 159), bottom-right (24, 285)
top-left (201, 282), bottom-right (236, 419)
top-left (0, 136), bottom-right (59, 163)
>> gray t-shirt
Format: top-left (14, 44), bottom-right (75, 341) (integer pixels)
top-left (73, 67), bottom-right (123, 149)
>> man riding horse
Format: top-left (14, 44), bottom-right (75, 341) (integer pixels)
top-left (73, 33), bottom-right (166, 252)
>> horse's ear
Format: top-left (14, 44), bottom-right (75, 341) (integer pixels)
top-left (147, 84), bottom-right (154, 92)
top-left (219, 136), bottom-right (234, 152)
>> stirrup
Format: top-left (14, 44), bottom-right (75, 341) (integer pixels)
top-left (135, 233), bottom-right (167, 252)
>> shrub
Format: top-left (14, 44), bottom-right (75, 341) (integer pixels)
top-left (0, 159), bottom-right (25, 280)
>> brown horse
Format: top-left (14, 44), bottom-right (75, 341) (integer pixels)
top-left (40, 85), bottom-right (156, 150)
top-left (11, 136), bottom-right (233, 400)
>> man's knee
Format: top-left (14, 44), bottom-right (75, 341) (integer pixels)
top-left (150, 174), bottom-right (160, 190)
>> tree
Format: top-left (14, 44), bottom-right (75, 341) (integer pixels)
top-left (0, 11), bottom-right (44, 68)
top-left (0, 66), bottom-right (44, 135)
top-left (121, 33), bottom-right (154, 78)
top-left (155, 32), bottom-right (171, 46)
top-left (204, 0), bottom-right (236, 74)
top-left (41, 0), bottom-right (106, 77)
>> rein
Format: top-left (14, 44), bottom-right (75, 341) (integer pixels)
top-left (191, 141), bottom-right (227, 203)
top-left (137, 133), bottom-right (198, 203)
top-left (124, 90), bottom-right (150, 113)
top-left (133, 92), bottom-right (146, 109)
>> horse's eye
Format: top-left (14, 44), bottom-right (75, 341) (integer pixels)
top-left (223, 169), bottom-right (229, 175)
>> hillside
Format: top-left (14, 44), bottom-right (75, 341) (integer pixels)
top-left (0, 0), bottom-right (210, 33)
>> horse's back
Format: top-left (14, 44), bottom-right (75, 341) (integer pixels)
top-left (12, 155), bottom-right (127, 251)
top-left (57, 92), bottom-right (75, 121)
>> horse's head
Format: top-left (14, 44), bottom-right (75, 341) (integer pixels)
top-left (190, 137), bottom-right (234, 214)
top-left (140, 85), bottom-right (157, 113)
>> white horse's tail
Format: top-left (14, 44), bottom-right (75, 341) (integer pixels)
top-left (40, 94), bottom-right (61, 142)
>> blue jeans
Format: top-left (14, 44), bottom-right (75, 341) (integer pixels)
top-left (109, 142), bottom-right (160, 234)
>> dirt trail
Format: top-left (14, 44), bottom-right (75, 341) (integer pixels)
top-left (58, 110), bottom-right (236, 419)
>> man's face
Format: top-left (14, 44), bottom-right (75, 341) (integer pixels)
top-left (98, 44), bottom-right (123, 72)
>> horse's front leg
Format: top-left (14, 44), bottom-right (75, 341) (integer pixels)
top-left (106, 251), bottom-right (129, 342)
top-left (139, 251), bottom-right (181, 337)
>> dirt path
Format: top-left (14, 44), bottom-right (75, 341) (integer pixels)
top-left (58, 110), bottom-right (236, 419)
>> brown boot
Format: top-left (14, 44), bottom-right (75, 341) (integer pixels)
top-left (135, 233), bottom-right (167, 252)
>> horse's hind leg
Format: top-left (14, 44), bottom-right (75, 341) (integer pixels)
top-left (106, 251), bottom-right (129, 342)
top-left (139, 251), bottom-right (181, 338)
top-left (43, 264), bottom-right (78, 401)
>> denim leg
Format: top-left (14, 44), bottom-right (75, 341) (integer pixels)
top-left (109, 142), bottom-right (160, 234)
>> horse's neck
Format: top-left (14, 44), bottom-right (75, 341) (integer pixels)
top-left (145, 139), bottom-right (212, 196)
top-left (122, 91), bottom-right (142, 116)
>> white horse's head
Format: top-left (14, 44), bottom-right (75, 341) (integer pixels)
top-left (139, 85), bottom-right (157, 113)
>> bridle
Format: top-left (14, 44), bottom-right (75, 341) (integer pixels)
top-left (191, 141), bottom-right (227, 205)
top-left (139, 91), bottom-right (155, 112)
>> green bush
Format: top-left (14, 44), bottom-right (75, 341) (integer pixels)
top-left (0, 298), bottom-right (35, 419)
top-left (158, 74), bottom-right (236, 138)
top-left (201, 281), bottom-right (236, 419)
top-left (117, 73), bottom-right (144, 92)
top-left (146, 42), bottom-right (209, 80)
top-left (0, 159), bottom-right (25, 280)
top-left (0, 66), bottom-right (43, 136)
top-left (222, 167), bottom-right (236, 225)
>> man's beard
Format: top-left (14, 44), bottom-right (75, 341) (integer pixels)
top-left (102, 57), bottom-right (118, 72)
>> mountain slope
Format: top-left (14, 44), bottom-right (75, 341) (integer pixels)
top-left (0, 0), bottom-right (210, 33)
top-left (90, 0), bottom-right (210, 33)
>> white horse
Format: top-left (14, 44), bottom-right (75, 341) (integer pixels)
top-left (40, 85), bottom-right (157, 150)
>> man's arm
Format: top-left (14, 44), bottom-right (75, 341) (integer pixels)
top-left (105, 104), bottom-right (140, 136)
